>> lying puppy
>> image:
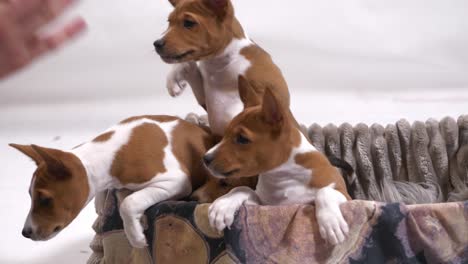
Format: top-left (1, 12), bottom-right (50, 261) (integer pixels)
top-left (10, 115), bottom-right (214, 248)
top-left (203, 81), bottom-right (352, 245)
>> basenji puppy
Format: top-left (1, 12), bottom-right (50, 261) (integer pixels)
top-left (154, 0), bottom-right (290, 137)
top-left (203, 81), bottom-right (352, 245)
top-left (10, 115), bottom-right (214, 248)
top-left (155, 0), bottom-right (290, 201)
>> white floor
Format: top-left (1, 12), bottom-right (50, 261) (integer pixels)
top-left (0, 90), bottom-right (467, 263)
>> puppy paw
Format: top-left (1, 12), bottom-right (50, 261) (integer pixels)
top-left (185, 112), bottom-right (201, 125)
top-left (208, 198), bottom-right (242, 233)
top-left (198, 114), bottom-right (209, 127)
top-left (316, 209), bottom-right (349, 245)
top-left (166, 62), bottom-right (198, 97)
top-left (166, 75), bottom-right (187, 97)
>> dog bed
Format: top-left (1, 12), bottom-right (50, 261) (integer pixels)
top-left (87, 115), bottom-right (468, 264)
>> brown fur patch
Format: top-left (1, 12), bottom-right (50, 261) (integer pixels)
top-left (190, 176), bottom-right (258, 203)
top-left (120, 115), bottom-right (178, 124)
top-left (240, 45), bottom-right (290, 108)
top-left (295, 152), bottom-right (351, 200)
top-left (110, 123), bottom-right (168, 185)
top-left (92, 131), bottom-right (114, 143)
top-left (171, 120), bottom-right (215, 190)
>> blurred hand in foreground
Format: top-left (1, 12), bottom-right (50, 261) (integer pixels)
top-left (0, 0), bottom-right (86, 79)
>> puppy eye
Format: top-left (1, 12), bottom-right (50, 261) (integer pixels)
top-left (38, 195), bottom-right (53, 207)
top-left (235, 134), bottom-right (251, 145)
top-left (183, 19), bottom-right (197, 29)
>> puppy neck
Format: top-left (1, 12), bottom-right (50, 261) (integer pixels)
top-left (256, 131), bottom-right (318, 205)
top-left (71, 146), bottom-right (115, 203)
top-left (260, 130), bottom-right (316, 179)
top-left (200, 17), bottom-right (250, 66)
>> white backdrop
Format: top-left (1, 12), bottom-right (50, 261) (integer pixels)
top-left (0, 1), bottom-right (467, 263)
top-left (1, 0), bottom-right (467, 105)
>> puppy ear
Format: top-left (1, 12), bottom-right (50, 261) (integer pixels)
top-left (203, 0), bottom-right (231, 20)
top-left (238, 76), bottom-right (261, 109)
top-left (168, 0), bottom-right (181, 7)
top-left (30, 145), bottom-right (71, 180)
top-left (9, 144), bottom-right (42, 165)
top-left (261, 88), bottom-right (284, 126)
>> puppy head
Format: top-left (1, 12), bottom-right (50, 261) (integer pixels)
top-left (190, 176), bottom-right (258, 203)
top-left (155, 0), bottom-right (242, 63)
top-left (203, 77), bottom-right (300, 178)
top-left (9, 144), bottom-right (89, 241)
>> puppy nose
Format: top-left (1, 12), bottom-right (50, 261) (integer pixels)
top-left (153, 39), bottom-right (165, 52)
top-left (203, 154), bottom-right (214, 166)
top-left (22, 227), bottom-right (32, 238)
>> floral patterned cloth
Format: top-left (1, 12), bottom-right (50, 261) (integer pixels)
top-left (88, 197), bottom-right (467, 264)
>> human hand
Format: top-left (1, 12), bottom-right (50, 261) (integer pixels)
top-left (0, 0), bottom-right (86, 79)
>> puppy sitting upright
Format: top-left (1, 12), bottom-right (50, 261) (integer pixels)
top-left (154, 0), bottom-right (290, 137)
top-left (10, 115), bottom-right (213, 248)
top-left (203, 81), bottom-right (352, 245)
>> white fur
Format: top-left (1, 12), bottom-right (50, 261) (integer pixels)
top-left (199, 38), bottom-right (252, 135)
top-left (256, 133), bottom-right (317, 205)
top-left (208, 186), bottom-right (260, 232)
top-left (208, 132), bottom-right (349, 245)
top-left (70, 118), bottom-right (192, 248)
top-left (205, 141), bottom-right (220, 156)
top-left (167, 38), bottom-right (253, 136)
top-left (315, 183), bottom-right (349, 245)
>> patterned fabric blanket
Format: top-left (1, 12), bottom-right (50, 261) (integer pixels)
top-left (87, 193), bottom-right (468, 264)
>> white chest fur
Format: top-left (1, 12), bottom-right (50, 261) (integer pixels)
top-left (199, 38), bottom-right (252, 135)
top-left (255, 133), bottom-right (319, 205)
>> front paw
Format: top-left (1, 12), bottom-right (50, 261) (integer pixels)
top-left (316, 209), bottom-right (349, 245)
top-left (166, 74), bottom-right (187, 97)
top-left (208, 198), bottom-right (241, 233)
top-left (166, 62), bottom-right (197, 97)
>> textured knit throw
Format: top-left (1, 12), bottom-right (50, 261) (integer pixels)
top-left (307, 115), bottom-right (468, 204)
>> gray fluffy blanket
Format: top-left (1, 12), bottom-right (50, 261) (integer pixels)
top-left (307, 115), bottom-right (468, 204)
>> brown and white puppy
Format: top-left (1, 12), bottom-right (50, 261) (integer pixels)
top-left (154, 0), bottom-right (290, 137)
top-left (154, 0), bottom-right (290, 202)
top-left (10, 115), bottom-right (214, 248)
top-left (203, 81), bottom-right (352, 245)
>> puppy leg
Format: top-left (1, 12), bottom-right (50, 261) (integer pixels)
top-left (166, 62), bottom-right (205, 107)
top-left (315, 184), bottom-right (349, 245)
top-left (208, 186), bottom-right (260, 233)
top-left (119, 172), bottom-right (191, 248)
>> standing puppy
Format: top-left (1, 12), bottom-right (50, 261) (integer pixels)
top-left (155, 0), bottom-right (290, 201)
top-left (154, 0), bottom-right (290, 137)
top-left (203, 81), bottom-right (351, 245)
top-left (10, 115), bottom-right (214, 248)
